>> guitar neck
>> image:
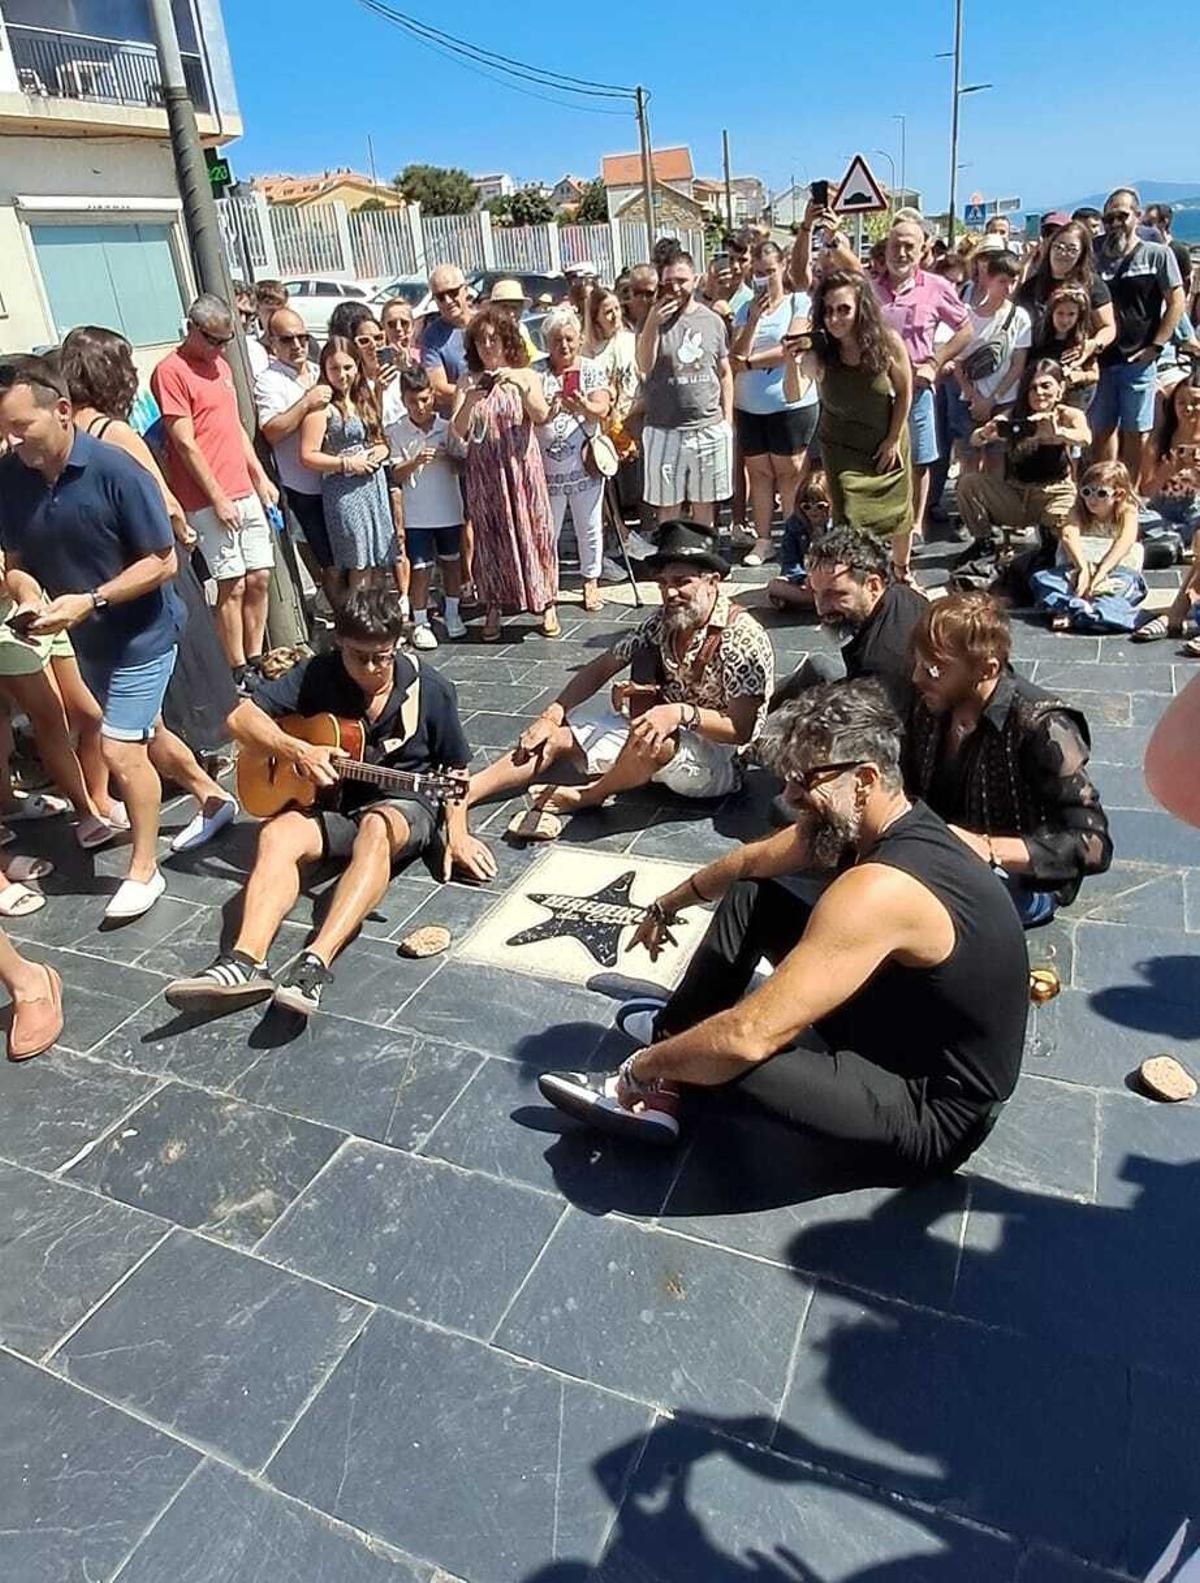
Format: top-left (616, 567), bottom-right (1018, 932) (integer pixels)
top-left (338, 759), bottom-right (442, 799)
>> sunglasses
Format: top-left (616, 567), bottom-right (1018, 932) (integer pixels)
top-left (354, 332), bottom-right (383, 346)
top-left (1050, 240), bottom-right (1082, 255)
top-left (801, 499), bottom-right (831, 512)
top-left (824, 303), bottom-right (855, 319)
top-left (196, 325), bottom-right (234, 346)
top-left (1080, 484), bottom-right (1115, 500)
top-left (788, 760), bottom-right (862, 795)
top-left (434, 288), bottom-right (464, 301)
top-left (274, 331), bottom-right (308, 345)
top-left (1102, 211), bottom-right (1132, 225)
top-left (630, 287), bottom-right (656, 298)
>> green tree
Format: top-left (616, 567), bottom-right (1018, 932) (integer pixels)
top-left (393, 163), bottom-right (476, 216)
top-left (573, 178), bottom-right (609, 225)
top-left (510, 186), bottom-right (554, 226)
top-left (485, 194), bottom-right (515, 227)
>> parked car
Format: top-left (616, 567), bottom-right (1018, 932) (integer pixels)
top-left (467, 271), bottom-right (570, 307)
top-left (370, 276), bottom-right (428, 310)
top-left (281, 277), bottom-right (370, 337)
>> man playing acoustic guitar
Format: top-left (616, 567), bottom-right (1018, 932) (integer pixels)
top-left (166, 588), bottom-right (495, 1017)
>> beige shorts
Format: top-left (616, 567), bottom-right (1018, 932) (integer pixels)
top-left (0, 596), bottom-right (75, 677)
top-left (187, 494), bottom-right (275, 581)
top-left (569, 706), bottom-right (742, 799)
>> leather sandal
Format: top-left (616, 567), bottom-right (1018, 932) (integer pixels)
top-left (7, 964), bottom-right (63, 1062)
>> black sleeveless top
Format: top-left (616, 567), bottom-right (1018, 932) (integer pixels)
top-left (816, 801), bottom-right (1029, 1105)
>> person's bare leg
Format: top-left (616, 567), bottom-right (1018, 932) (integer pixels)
top-left (467, 725), bottom-right (582, 808)
top-left (234, 811), bottom-right (323, 962)
top-left (1121, 429), bottom-right (1148, 489)
top-left (767, 577), bottom-right (815, 610)
top-left (0, 931), bottom-right (52, 1005)
top-left (214, 576), bottom-right (247, 669)
top-left (1092, 424), bottom-right (1119, 464)
top-left (535, 732), bottom-right (674, 812)
top-left (655, 503), bottom-right (685, 526)
top-left (347, 567), bottom-right (372, 597)
top-left (774, 452), bottom-right (806, 519)
top-left (912, 462), bottom-right (931, 540)
top-left (408, 564), bottom-right (431, 620)
top-left (2, 672), bottom-right (98, 819)
top-left (242, 568), bottom-right (271, 661)
top-left (745, 455), bottom-right (775, 557)
top-left (0, 705), bottom-right (15, 815)
top-left (53, 657), bottom-right (113, 816)
top-left (688, 501), bottom-right (715, 527)
top-left (148, 724), bottom-right (230, 811)
top-left (101, 739), bottom-right (161, 883)
top-left (307, 807), bottom-right (406, 967)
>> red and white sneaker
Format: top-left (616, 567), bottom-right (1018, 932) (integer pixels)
top-left (537, 1070), bottom-right (681, 1146)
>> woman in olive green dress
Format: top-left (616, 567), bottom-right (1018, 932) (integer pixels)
top-left (783, 267), bottom-right (916, 580)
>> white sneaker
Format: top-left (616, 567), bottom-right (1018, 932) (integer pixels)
top-left (625, 531), bottom-right (656, 560)
top-left (411, 623), bottom-right (438, 650)
top-left (170, 797), bottom-right (237, 854)
top-left (616, 996), bottom-right (669, 1047)
top-left (600, 557), bottom-right (627, 583)
top-left (443, 610), bottom-right (468, 640)
top-left (537, 1070), bottom-right (680, 1145)
top-left (104, 869), bottom-right (165, 920)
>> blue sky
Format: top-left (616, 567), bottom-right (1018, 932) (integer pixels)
top-left (222, 1), bottom-right (1197, 213)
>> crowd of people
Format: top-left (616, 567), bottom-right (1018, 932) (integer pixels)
top-left (0, 181), bottom-right (1190, 1185)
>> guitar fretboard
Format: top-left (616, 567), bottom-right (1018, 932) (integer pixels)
top-left (339, 760), bottom-right (431, 794)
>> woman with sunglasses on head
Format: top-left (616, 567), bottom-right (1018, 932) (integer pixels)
top-left (1030, 461), bottom-right (1145, 633)
top-left (783, 268), bottom-right (915, 581)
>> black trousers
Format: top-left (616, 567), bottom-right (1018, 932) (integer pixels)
top-left (658, 879), bottom-right (999, 1175)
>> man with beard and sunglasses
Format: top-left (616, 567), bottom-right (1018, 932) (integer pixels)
top-left (1093, 187), bottom-right (1185, 483)
top-left (536, 677), bottom-right (1029, 1174)
top-left (466, 519), bottom-right (773, 838)
top-left (905, 592), bottom-right (1112, 929)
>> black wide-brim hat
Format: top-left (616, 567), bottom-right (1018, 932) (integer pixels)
top-left (642, 518), bottom-right (730, 578)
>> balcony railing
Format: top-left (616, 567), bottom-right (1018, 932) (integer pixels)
top-left (7, 25), bottom-right (210, 115)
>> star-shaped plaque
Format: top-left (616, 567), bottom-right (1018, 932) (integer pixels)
top-left (504, 870), bottom-right (646, 968)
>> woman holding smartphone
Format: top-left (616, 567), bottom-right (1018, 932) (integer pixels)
top-left (300, 338), bottom-right (399, 593)
top-left (731, 239), bottom-right (818, 565)
top-left (536, 307), bottom-right (612, 612)
top-left (783, 268), bottom-right (915, 577)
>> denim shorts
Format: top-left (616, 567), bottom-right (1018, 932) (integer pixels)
top-left (405, 523), bottom-right (462, 570)
top-left (1091, 360), bottom-right (1157, 435)
top-left (908, 386), bottom-right (939, 465)
top-left (79, 646), bottom-right (177, 742)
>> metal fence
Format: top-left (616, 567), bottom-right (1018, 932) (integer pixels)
top-left (217, 196), bottom-right (705, 289)
top-left (347, 206), bottom-right (419, 282)
top-left (9, 25), bottom-right (209, 112)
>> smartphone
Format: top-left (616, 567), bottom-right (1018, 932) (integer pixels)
top-left (377, 346), bottom-right (396, 370)
top-left (5, 607), bottom-right (37, 636)
top-left (477, 371), bottom-right (497, 392)
top-left (781, 332), bottom-right (814, 352)
top-left (561, 367), bottom-right (581, 399)
top-left (711, 251), bottom-right (731, 271)
top-left (810, 178), bottom-right (830, 207)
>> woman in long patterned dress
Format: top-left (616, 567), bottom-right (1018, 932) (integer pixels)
top-left (451, 307), bottom-right (557, 641)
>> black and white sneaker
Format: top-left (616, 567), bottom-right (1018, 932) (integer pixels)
top-left (272, 953), bottom-right (332, 1017)
top-left (164, 950), bottom-right (274, 1013)
top-left (615, 996), bottom-right (669, 1047)
top-left (538, 1070), bottom-right (680, 1146)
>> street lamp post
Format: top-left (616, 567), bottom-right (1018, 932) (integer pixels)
top-left (893, 114), bottom-right (907, 205)
top-left (874, 149), bottom-right (897, 215)
top-left (940, 0), bottom-right (992, 245)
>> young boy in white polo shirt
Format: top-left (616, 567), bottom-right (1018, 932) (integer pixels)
top-left (386, 366), bottom-right (467, 649)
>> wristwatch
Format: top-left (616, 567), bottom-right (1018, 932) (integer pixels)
top-left (89, 590), bottom-right (109, 613)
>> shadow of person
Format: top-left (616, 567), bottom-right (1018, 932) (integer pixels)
top-left (1089, 955), bottom-right (1200, 1038)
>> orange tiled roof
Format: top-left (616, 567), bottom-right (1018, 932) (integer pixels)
top-left (601, 147), bottom-right (692, 188)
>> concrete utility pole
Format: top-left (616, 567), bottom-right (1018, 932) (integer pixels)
top-left (147, 0), bottom-right (252, 424)
top-left (722, 129), bottom-right (734, 230)
top-left (947, 0), bottom-right (963, 246)
top-left (635, 86), bottom-right (656, 259)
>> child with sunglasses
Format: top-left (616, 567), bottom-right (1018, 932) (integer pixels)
top-left (766, 471), bottom-right (830, 612)
top-left (1030, 461), bottom-right (1146, 632)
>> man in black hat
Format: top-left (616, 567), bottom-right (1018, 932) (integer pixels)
top-left (467, 520), bottom-right (774, 837)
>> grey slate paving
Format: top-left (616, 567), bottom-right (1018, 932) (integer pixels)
top-left (54, 1229), bottom-right (368, 1469)
top-left (4, 585), bottom-right (1199, 1583)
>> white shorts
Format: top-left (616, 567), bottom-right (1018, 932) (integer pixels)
top-left (569, 706), bottom-right (742, 799)
top-left (642, 420), bottom-right (734, 508)
top-left (188, 495), bottom-right (276, 581)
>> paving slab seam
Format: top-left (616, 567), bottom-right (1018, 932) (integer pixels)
top-left (105, 1450), bottom-right (206, 1583)
top-left (771, 1278), bottom-right (817, 1427)
top-left (38, 1223), bottom-right (175, 1367)
top-left (484, 1201), bottom-right (571, 1344)
top-left (48, 1074), bottom-right (171, 1177)
top-left (948, 1174), bottom-right (975, 1311)
top-left (247, 1133), bottom-right (358, 1256)
top-left (252, 1301), bottom-right (377, 1477)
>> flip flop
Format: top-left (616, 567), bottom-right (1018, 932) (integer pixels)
top-left (4, 855), bottom-right (53, 883)
top-left (4, 792), bottom-right (69, 822)
top-left (1181, 636), bottom-right (1200, 659)
top-left (506, 805), bottom-right (563, 843)
top-left (0, 883), bottom-right (44, 918)
top-left (7, 964), bottom-right (63, 1062)
top-left (1131, 614), bottom-right (1178, 643)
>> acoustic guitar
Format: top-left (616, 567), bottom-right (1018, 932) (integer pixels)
top-left (236, 712), bottom-right (468, 818)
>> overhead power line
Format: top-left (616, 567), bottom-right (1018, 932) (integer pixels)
top-left (355, 0), bottom-right (637, 103)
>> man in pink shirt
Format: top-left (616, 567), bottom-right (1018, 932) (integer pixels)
top-left (152, 295), bottom-right (279, 684)
top-left (871, 221), bottom-right (973, 555)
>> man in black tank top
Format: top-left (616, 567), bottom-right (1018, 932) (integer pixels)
top-left (539, 679), bottom-right (1029, 1177)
